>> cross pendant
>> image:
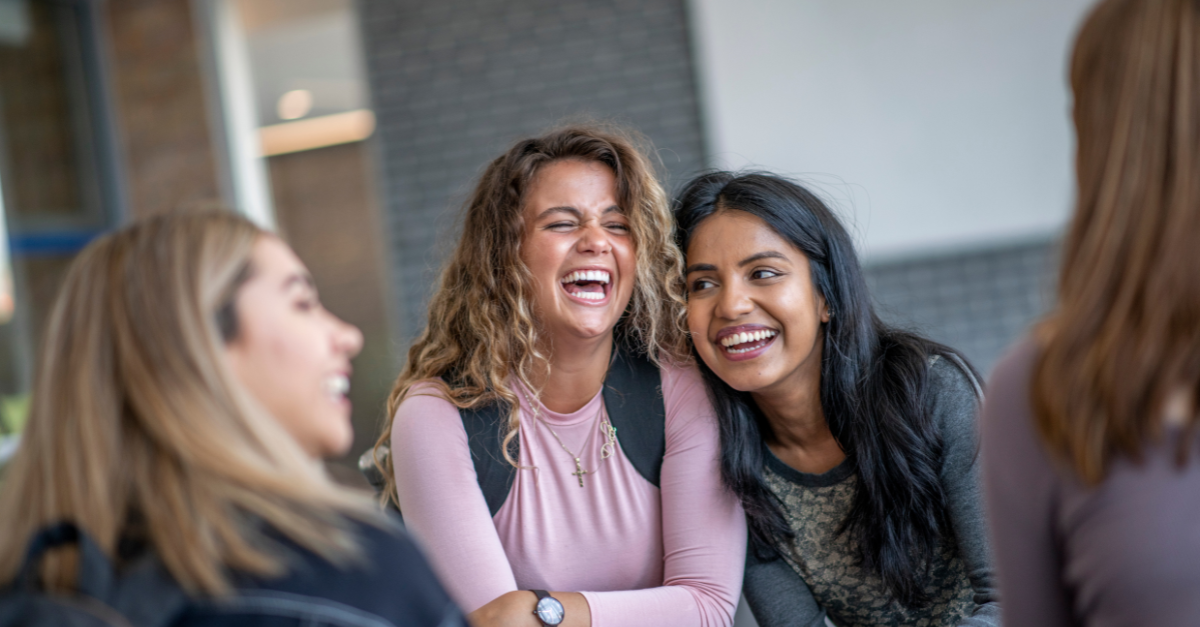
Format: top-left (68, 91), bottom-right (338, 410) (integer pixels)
top-left (572, 457), bottom-right (587, 487)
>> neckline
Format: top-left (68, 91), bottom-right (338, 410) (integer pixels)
top-left (515, 379), bottom-right (605, 427)
top-left (764, 446), bottom-right (855, 487)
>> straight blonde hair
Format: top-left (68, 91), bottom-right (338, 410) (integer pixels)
top-left (1035, 0), bottom-right (1200, 483)
top-left (0, 209), bottom-right (376, 595)
top-left (375, 124), bottom-right (690, 508)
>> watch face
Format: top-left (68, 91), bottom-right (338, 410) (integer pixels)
top-left (535, 596), bottom-right (565, 625)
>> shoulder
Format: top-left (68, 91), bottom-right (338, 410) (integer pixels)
top-left (390, 379), bottom-right (473, 461)
top-left (392, 379), bottom-right (463, 430)
top-left (927, 352), bottom-right (982, 404)
top-left (305, 520), bottom-right (462, 623)
top-left (980, 336), bottom-right (1043, 456)
top-left (186, 519), bottom-right (463, 627)
top-left (921, 353), bottom-right (986, 466)
top-left (284, 518), bottom-right (436, 585)
top-left (395, 379), bottom-right (457, 413)
top-left (985, 337), bottom-right (1040, 411)
top-left (925, 352), bottom-right (982, 421)
top-left (656, 357), bottom-right (716, 426)
top-left (657, 356), bottom-right (704, 396)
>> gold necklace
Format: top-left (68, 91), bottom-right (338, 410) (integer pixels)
top-left (519, 386), bottom-right (617, 487)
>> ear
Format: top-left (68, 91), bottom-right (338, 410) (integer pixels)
top-left (818, 294), bottom-right (831, 324)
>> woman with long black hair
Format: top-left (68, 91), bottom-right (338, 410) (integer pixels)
top-left (673, 172), bottom-right (1000, 627)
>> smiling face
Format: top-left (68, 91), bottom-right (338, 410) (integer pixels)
top-left (224, 236), bottom-right (364, 459)
top-left (685, 210), bottom-right (828, 396)
top-left (520, 159), bottom-right (636, 348)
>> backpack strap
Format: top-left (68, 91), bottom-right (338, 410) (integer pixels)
top-left (460, 346), bottom-right (667, 517)
top-left (460, 401), bottom-right (517, 518)
top-left (10, 522), bottom-right (189, 627)
top-left (15, 522), bottom-right (113, 600)
top-left (602, 347), bottom-right (665, 488)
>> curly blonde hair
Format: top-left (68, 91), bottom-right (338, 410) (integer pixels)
top-left (375, 124), bottom-right (689, 507)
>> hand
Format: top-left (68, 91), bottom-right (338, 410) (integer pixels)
top-left (468, 590), bottom-right (590, 627)
top-left (469, 591), bottom-right (540, 627)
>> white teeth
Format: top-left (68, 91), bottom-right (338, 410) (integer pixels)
top-left (719, 329), bottom-right (778, 348)
top-left (574, 291), bottom-right (604, 300)
top-left (559, 270), bottom-right (611, 284)
top-left (324, 375), bottom-right (350, 397)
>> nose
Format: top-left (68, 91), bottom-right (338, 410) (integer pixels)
top-left (575, 219), bottom-right (613, 255)
top-left (714, 280), bottom-right (754, 321)
top-left (333, 316), bottom-right (363, 358)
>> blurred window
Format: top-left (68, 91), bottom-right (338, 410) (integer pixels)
top-left (234, 0), bottom-right (374, 157)
top-left (0, 0), bottom-right (120, 467)
top-left (213, 0), bottom-right (389, 468)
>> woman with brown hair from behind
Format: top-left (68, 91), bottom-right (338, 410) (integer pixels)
top-left (982, 0), bottom-right (1200, 624)
top-left (0, 209), bottom-right (464, 626)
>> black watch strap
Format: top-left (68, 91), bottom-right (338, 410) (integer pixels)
top-left (533, 589), bottom-right (551, 601)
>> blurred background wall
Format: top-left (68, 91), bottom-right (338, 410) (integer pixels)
top-left (689, 0), bottom-right (1093, 377)
top-left (359, 0), bottom-right (707, 346)
top-left (0, 0), bottom-right (1093, 509)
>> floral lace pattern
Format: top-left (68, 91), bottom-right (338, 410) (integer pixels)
top-left (764, 465), bottom-right (975, 627)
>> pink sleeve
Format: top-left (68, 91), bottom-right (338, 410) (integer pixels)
top-left (582, 363), bottom-right (747, 627)
top-left (390, 382), bottom-right (516, 613)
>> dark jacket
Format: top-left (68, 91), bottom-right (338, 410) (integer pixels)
top-left (176, 517), bottom-right (465, 627)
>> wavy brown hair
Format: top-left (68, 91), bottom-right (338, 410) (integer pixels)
top-left (1034, 0), bottom-right (1200, 484)
top-left (0, 210), bottom-right (375, 595)
top-left (375, 124), bottom-right (689, 507)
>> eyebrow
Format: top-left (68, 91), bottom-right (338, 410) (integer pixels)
top-left (685, 251), bottom-right (789, 275)
top-left (534, 205), bottom-right (622, 221)
top-left (737, 251), bottom-right (788, 266)
top-left (282, 272), bottom-right (315, 290)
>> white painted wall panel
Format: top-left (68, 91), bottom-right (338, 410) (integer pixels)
top-left (688, 0), bottom-right (1095, 260)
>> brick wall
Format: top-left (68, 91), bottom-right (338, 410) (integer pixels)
top-left (358, 0), bottom-right (707, 344)
top-left (865, 238), bottom-right (1059, 376)
top-left (105, 0), bottom-right (224, 219)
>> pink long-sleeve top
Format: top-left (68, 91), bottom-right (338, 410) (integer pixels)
top-left (390, 360), bottom-right (746, 627)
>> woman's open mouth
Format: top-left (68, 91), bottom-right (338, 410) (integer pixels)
top-left (716, 327), bottom-right (778, 361)
top-left (559, 269), bottom-right (611, 304)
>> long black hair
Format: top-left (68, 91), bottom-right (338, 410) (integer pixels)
top-left (674, 172), bottom-right (975, 608)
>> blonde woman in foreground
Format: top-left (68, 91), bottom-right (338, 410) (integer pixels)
top-left (0, 210), bottom-right (464, 626)
top-left (983, 0), bottom-right (1200, 625)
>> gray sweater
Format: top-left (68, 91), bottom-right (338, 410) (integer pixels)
top-left (743, 356), bottom-right (1002, 627)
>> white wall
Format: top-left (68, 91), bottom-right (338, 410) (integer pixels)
top-left (688, 0), bottom-right (1096, 260)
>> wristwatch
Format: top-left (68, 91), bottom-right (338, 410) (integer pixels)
top-left (531, 589), bottom-right (565, 626)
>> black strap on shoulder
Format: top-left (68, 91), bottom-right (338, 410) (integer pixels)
top-left (6, 522), bottom-right (189, 627)
top-left (602, 347), bottom-right (666, 488)
top-left (461, 346), bottom-right (666, 517)
top-left (15, 522), bottom-right (112, 597)
top-left (460, 401), bottom-right (516, 518)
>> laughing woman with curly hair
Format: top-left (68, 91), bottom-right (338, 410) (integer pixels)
top-left (374, 126), bottom-right (745, 627)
